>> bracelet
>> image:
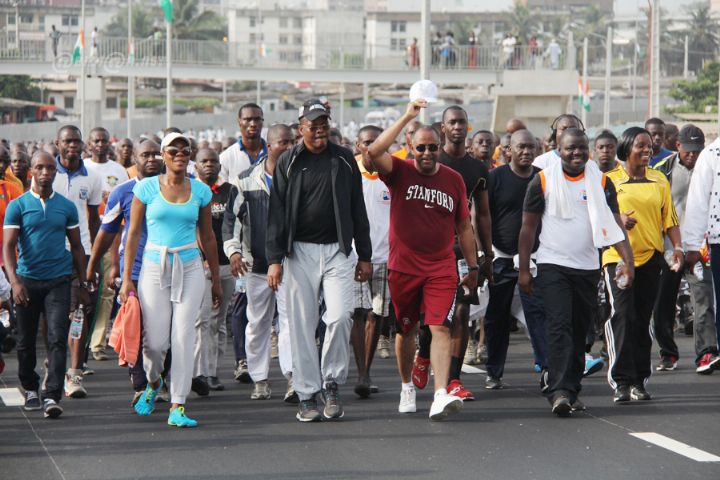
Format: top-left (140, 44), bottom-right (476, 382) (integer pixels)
top-left (674, 246), bottom-right (685, 253)
top-left (468, 266), bottom-right (479, 272)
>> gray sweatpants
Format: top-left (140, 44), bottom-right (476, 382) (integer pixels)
top-left (285, 242), bottom-right (354, 401)
top-left (194, 264), bottom-right (235, 378)
top-left (139, 257), bottom-right (206, 405)
top-left (687, 265), bottom-right (718, 361)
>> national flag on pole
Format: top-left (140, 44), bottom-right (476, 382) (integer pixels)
top-left (578, 77), bottom-right (591, 112)
top-left (259, 43), bottom-right (271, 58)
top-left (128, 38), bottom-right (135, 65)
top-left (71, 30), bottom-right (84, 64)
top-left (159, 0), bottom-right (173, 23)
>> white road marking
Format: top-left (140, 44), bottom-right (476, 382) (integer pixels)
top-left (630, 432), bottom-right (720, 462)
top-left (461, 365), bottom-right (486, 374)
top-left (0, 387), bottom-right (24, 406)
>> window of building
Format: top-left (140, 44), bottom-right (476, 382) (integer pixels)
top-left (398, 38), bottom-right (406, 49)
top-left (8, 14), bottom-right (15, 25)
top-left (294, 35), bottom-right (302, 44)
top-left (65, 96), bottom-right (74, 109)
top-left (249, 16), bottom-right (256, 27)
top-left (249, 33), bottom-right (256, 43)
top-left (61, 15), bottom-right (78, 27)
top-left (279, 17), bottom-right (288, 28)
top-left (38, 15), bottom-right (44, 28)
top-left (106, 96), bottom-right (118, 109)
top-left (390, 38), bottom-right (397, 50)
top-left (391, 21), bottom-right (407, 33)
top-left (279, 34), bottom-right (288, 45)
top-left (20, 14), bottom-right (33, 24)
top-left (293, 17), bottom-right (302, 28)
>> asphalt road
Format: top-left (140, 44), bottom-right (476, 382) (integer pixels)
top-left (1, 331), bottom-right (719, 480)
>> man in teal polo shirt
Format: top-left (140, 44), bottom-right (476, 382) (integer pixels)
top-left (3, 151), bottom-right (90, 419)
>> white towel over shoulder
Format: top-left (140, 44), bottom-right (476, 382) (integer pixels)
top-left (544, 159), bottom-right (625, 248)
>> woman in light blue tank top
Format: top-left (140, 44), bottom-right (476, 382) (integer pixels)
top-left (120, 133), bottom-right (221, 428)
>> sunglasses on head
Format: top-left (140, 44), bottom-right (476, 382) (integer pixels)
top-left (415, 144), bottom-right (439, 153)
top-left (165, 146), bottom-right (191, 157)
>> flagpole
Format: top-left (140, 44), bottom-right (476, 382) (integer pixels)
top-left (166, 18), bottom-right (172, 128)
top-left (603, 26), bottom-right (612, 129)
top-left (80, 0), bottom-right (86, 134)
top-left (127, 0), bottom-right (134, 138)
top-left (581, 37), bottom-right (588, 127)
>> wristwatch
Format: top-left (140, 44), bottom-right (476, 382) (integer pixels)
top-left (79, 281), bottom-right (91, 290)
top-left (468, 266), bottom-right (479, 272)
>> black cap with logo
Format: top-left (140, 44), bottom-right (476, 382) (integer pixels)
top-left (298, 99), bottom-right (331, 121)
top-left (678, 124), bottom-right (705, 152)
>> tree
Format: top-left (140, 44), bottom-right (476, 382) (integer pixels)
top-left (103, 0), bottom-right (226, 41)
top-left (173, 0), bottom-right (226, 41)
top-left (0, 75), bottom-right (40, 102)
top-left (508, 3), bottom-right (538, 43)
top-left (668, 61), bottom-right (720, 112)
top-left (683, 2), bottom-right (719, 73)
top-left (104, 5), bottom-right (159, 39)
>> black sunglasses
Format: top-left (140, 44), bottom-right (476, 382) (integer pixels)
top-left (415, 144), bottom-right (439, 153)
top-left (165, 146), bottom-right (192, 157)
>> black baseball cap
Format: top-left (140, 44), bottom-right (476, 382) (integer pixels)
top-left (298, 99), bottom-right (330, 121)
top-left (678, 124), bottom-right (705, 152)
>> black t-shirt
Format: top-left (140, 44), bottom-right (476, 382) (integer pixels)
top-left (488, 165), bottom-right (540, 255)
top-left (523, 173), bottom-right (620, 215)
top-left (438, 150), bottom-right (489, 202)
top-left (210, 182), bottom-right (232, 265)
top-left (293, 149), bottom-right (338, 244)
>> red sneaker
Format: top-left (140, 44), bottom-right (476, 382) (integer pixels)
top-left (412, 355), bottom-right (430, 389)
top-left (696, 353), bottom-right (720, 375)
top-left (447, 379), bottom-right (475, 401)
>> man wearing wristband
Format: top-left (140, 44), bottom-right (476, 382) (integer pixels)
top-left (367, 100), bottom-right (479, 421)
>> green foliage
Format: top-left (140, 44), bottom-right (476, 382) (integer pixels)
top-left (103, 0), bottom-right (226, 40)
top-left (668, 61), bottom-right (720, 112)
top-left (173, 0), bottom-right (227, 41)
top-left (175, 97), bottom-right (219, 110)
top-left (508, 3), bottom-right (538, 43)
top-left (104, 5), bottom-right (159, 39)
top-left (0, 75), bottom-right (41, 102)
top-left (683, 2), bottom-right (719, 73)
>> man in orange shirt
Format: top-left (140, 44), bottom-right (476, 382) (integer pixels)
top-left (0, 147), bottom-right (25, 266)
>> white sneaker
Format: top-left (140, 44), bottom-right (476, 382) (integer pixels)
top-left (398, 387), bottom-right (417, 413)
top-left (250, 380), bottom-right (271, 400)
top-left (64, 369), bottom-right (87, 398)
top-left (429, 392), bottom-right (462, 421)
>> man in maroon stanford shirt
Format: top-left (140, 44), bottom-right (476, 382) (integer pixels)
top-left (366, 100), bottom-right (480, 421)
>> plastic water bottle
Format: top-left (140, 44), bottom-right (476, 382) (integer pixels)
top-left (69, 305), bottom-right (84, 340)
top-left (616, 260), bottom-right (629, 289)
top-left (0, 308), bottom-right (9, 328)
top-left (694, 262), bottom-right (704, 281)
top-left (457, 259), bottom-right (470, 296)
top-left (235, 276), bottom-right (246, 293)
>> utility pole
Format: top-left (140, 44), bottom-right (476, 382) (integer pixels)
top-left (683, 34), bottom-right (689, 79)
top-left (80, 0), bottom-right (86, 134)
top-left (166, 18), bottom-right (172, 128)
top-left (582, 37), bottom-right (588, 127)
top-left (603, 26), bottom-right (612, 128)
top-left (419, 0), bottom-right (430, 123)
top-left (127, 0), bottom-right (134, 137)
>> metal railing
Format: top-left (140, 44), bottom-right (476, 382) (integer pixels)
top-left (0, 36), bottom-right (575, 72)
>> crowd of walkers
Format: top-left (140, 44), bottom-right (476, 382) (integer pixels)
top-left (1, 98), bottom-right (718, 425)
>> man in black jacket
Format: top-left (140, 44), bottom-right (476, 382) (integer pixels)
top-left (266, 99), bottom-right (372, 422)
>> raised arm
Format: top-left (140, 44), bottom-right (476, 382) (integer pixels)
top-left (367, 100), bottom-right (426, 175)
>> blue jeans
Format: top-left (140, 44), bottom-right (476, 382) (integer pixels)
top-left (15, 275), bottom-right (72, 402)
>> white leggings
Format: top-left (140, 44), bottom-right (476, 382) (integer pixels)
top-left (138, 257), bottom-right (206, 404)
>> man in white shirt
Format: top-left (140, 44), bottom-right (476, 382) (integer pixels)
top-left (351, 125), bottom-right (392, 398)
top-left (53, 125), bottom-right (103, 398)
top-left (219, 103), bottom-right (267, 183)
top-left (533, 114), bottom-right (585, 170)
top-left (84, 127), bottom-right (129, 361)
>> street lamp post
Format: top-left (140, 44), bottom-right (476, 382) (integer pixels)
top-left (419, 0), bottom-right (430, 123)
top-left (603, 26), bottom-right (612, 129)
